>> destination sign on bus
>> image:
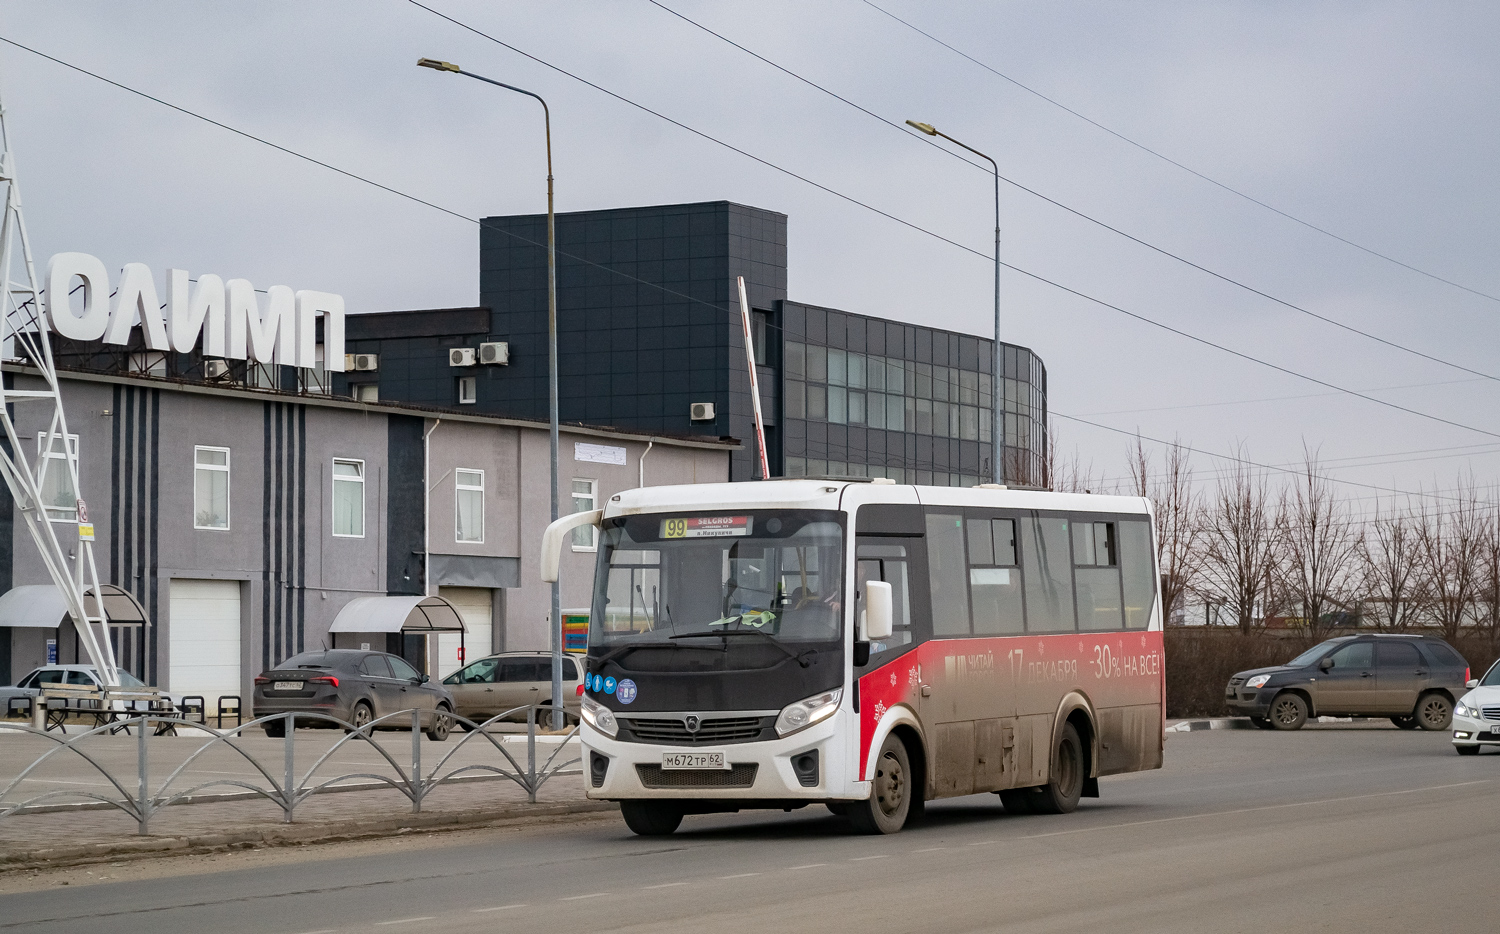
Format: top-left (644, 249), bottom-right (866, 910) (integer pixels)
top-left (660, 515), bottom-right (752, 539)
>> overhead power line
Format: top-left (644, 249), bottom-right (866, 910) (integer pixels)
top-left (8, 28), bottom-right (1500, 451)
top-left (402, 2), bottom-right (1500, 443)
top-left (857, 0), bottom-right (1500, 307)
top-left (647, 0), bottom-right (1500, 385)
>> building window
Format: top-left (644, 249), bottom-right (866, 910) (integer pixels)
top-left (194, 446), bottom-right (230, 530)
top-left (37, 433), bottom-right (78, 523)
top-left (571, 479), bottom-right (597, 550)
top-left (455, 468), bottom-right (484, 543)
top-left (352, 383), bottom-right (378, 403)
top-left (457, 376), bottom-right (477, 405)
top-left (332, 459), bottom-right (365, 538)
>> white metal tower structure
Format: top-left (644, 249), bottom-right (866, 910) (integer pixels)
top-left (0, 80), bottom-right (119, 685)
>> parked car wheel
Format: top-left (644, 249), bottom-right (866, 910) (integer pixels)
top-left (426, 705), bottom-right (452, 742)
top-left (1456, 743), bottom-right (1480, 756)
top-left (348, 701), bottom-right (374, 734)
top-left (1269, 692), bottom-right (1308, 730)
top-left (1390, 715), bottom-right (1419, 730)
top-left (263, 717), bottom-right (286, 738)
top-left (620, 800), bottom-right (684, 836)
top-left (848, 734), bottom-right (914, 834)
top-left (1416, 693), bottom-right (1453, 731)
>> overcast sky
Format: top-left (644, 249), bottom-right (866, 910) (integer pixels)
top-left (4, 1), bottom-right (1499, 509)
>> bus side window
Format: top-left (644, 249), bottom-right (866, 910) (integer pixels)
top-left (1023, 516), bottom-right (1076, 632)
top-left (1073, 520), bottom-right (1124, 631)
top-left (925, 513), bottom-right (972, 636)
top-left (1119, 520), bottom-right (1157, 630)
top-left (970, 517), bottom-right (1024, 635)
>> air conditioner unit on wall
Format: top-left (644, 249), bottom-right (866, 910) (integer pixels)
top-left (449, 347), bottom-right (477, 367)
top-left (351, 353), bottom-right (379, 372)
top-left (479, 341), bottom-right (509, 365)
top-left (203, 359), bottom-right (230, 379)
top-left (690, 402), bottom-right (716, 422)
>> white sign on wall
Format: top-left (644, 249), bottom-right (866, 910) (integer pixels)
top-left (574, 442), bottom-right (627, 465)
top-left (43, 252), bottom-right (347, 371)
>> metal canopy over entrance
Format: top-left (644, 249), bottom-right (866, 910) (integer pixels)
top-left (328, 595), bottom-right (467, 634)
top-left (0, 584), bottom-right (149, 628)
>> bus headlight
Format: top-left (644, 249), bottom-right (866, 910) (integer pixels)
top-left (581, 694), bottom-right (618, 738)
top-left (776, 688), bottom-right (843, 737)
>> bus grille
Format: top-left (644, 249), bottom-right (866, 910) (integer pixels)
top-left (635, 763), bottom-right (758, 789)
top-left (620, 716), bottom-right (772, 746)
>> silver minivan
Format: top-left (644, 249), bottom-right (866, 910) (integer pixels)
top-left (442, 652), bottom-right (583, 728)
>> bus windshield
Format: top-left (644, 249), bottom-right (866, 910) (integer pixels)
top-left (591, 510), bottom-right (845, 651)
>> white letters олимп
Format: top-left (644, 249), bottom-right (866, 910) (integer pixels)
top-left (43, 253), bottom-right (346, 371)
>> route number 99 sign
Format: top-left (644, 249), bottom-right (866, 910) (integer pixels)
top-left (660, 515), bottom-right (752, 539)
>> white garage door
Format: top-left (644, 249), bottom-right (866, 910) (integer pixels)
top-left (436, 587), bottom-right (493, 678)
top-left (169, 579), bottom-right (241, 701)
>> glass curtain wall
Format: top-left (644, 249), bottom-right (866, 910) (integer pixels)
top-left (779, 304), bottom-right (1047, 487)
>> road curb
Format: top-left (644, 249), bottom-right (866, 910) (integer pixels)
top-left (1165, 718), bottom-right (1256, 732)
top-left (0, 799), bottom-right (619, 872)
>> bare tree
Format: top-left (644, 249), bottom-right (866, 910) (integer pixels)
top-left (1476, 501), bottom-right (1500, 652)
top-left (1128, 435), bottom-right (1200, 627)
top-left (1197, 448), bottom-right (1279, 634)
top-left (1359, 496), bottom-right (1424, 631)
top-left (1277, 448), bottom-right (1361, 641)
top-left (1043, 420), bottom-right (1106, 494)
top-left (1416, 477), bottom-right (1486, 641)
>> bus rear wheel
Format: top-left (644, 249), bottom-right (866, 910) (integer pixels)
top-left (848, 734), bottom-right (913, 834)
top-left (1031, 722), bottom-right (1085, 815)
top-left (620, 800), bottom-right (684, 836)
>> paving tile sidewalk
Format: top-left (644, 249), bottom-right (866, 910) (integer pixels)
top-left (0, 724), bottom-right (607, 870)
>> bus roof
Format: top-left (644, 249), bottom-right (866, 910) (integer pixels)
top-left (603, 479), bottom-right (1152, 520)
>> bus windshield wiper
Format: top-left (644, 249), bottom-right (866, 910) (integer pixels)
top-left (592, 640), bottom-right (689, 668)
top-left (669, 629), bottom-right (815, 668)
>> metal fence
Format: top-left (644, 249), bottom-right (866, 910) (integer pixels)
top-left (0, 704), bottom-right (580, 835)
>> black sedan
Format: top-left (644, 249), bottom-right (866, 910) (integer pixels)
top-left (253, 649), bottom-right (455, 740)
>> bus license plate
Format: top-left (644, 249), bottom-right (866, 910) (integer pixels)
top-left (661, 750), bottom-right (729, 770)
top-left (273, 681), bottom-right (303, 691)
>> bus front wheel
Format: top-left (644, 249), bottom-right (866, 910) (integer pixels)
top-left (848, 734), bottom-right (914, 834)
top-left (620, 800), bottom-right (684, 836)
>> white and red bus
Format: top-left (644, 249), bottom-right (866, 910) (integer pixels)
top-left (543, 478), bottom-right (1164, 835)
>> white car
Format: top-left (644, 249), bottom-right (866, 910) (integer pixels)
top-left (1452, 660), bottom-right (1500, 754)
top-left (0, 664), bottom-right (185, 714)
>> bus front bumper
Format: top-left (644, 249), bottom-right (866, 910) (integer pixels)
top-left (581, 712), bottom-right (867, 801)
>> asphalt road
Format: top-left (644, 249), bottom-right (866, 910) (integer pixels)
top-left (2, 726), bottom-right (1496, 934)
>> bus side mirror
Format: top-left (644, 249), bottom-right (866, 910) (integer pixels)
top-left (863, 581), bottom-right (893, 642)
top-left (541, 509), bottom-right (603, 582)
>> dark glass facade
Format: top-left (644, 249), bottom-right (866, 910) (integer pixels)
top-left (777, 302), bottom-right (1047, 487)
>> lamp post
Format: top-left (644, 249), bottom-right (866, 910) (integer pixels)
top-left (420, 58), bottom-right (563, 726)
top-left (906, 120), bottom-right (1003, 486)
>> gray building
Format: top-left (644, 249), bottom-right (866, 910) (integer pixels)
top-left (0, 368), bottom-right (731, 699)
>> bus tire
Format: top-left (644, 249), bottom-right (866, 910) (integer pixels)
top-left (620, 800), bottom-right (683, 836)
top-left (848, 734), bottom-right (913, 834)
top-left (1031, 722), bottom-right (1084, 815)
top-left (997, 789), bottom-right (1033, 814)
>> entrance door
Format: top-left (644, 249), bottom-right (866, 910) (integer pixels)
top-left (436, 587), bottom-right (493, 678)
top-left (1375, 641), bottom-right (1425, 714)
top-left (168, 579), bottom-right (242, 701)
top-left (1313, 641), bottom-right (1377, 714)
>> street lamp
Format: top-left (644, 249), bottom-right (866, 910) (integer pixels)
top-left (906, 120), bottom-right (1004, 486)
top-left (420, 58), bottom-right (563, 726)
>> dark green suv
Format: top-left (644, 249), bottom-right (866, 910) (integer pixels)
top-left (1225, 634), bottom-right (1469, 731)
